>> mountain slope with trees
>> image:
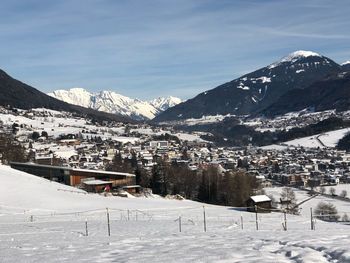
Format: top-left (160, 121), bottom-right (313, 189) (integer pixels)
top-left (261, 72), bottom-right (350, 117)
top-left (0, 69), bottom-right (133, 123)
top-left (154, 51), bottom-right (341, 122)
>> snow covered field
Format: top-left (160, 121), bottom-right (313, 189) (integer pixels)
top-left (283, 128), bottom-right (350, 148)
top-left (0, 109), bottom-right (204, 145)
top-left (2, 166), bottom-right (350, 262)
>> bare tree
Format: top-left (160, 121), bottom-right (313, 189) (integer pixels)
top-left (280, 187), bottom-right (298, 214)
top-left (342, 213), bottom-right (349, 222)
top-left (340, 190), bottom-right (348, 198)
top-left (314, 202), bottom-right (339, 222)
top-left (329, 187), bottom-right (336, 196)
top-left (319, 186), bottom-right (326, 195)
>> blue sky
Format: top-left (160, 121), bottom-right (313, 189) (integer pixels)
top-left (0, 0), bottom-right (350, 100)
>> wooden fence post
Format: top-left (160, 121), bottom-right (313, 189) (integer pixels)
top-left (106, 208), bottom-right (111, 236)
top-left (85, 219), bottom-right (88, 236)
top-left (203, 206), bottom-right (207, 232)
top-left (179, 216), bottom-right (182, 232)
top-left (255, 205), bottom-right (259, 230)
top-left (283, 211), bottom-right (287, 231)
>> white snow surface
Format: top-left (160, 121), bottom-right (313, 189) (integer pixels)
top-left (149, 96), bottom-right (182, 111)
top-left (250, 195), bottom-right (271, 202)
top-left (2, 166), bottom-right (350, 262)
top-left (269, 50), bottom-right (321, 69)
top-left (284, 128), bottom-right (350, 148)
top-left (0, 111), bottom-right (140, 145)
top-left (48, 88), bottom-right (181, 120)
top-left (341, 61), bottom-right (350, 66)
top-left (256, 76), bottom-right (271, 83)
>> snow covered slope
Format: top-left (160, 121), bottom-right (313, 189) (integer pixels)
top-left (2, 165), bottom-right (350, 262)
top-left (154, 50), bottom-right (340, 122)
top-left (283, 128), bottom-right (350, 148)
top-left (48, 88), bottom-right (181, 120)
top-left (150, 96), bottom-right (182, 111)
top-left (268, 50), bottom-right (321, 69)
top-left (0, 165), bottom-right (194, 212)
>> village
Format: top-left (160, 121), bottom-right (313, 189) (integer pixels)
top-left (1, 106), bottom-right (350, 205)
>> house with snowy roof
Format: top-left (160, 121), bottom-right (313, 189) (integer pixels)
top-left (247, 195), bottom-right (272, 213)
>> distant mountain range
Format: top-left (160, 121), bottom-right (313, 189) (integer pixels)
top-left (2, 50), bottom-right (350, 125)
top-left (48, 88), bottom-right (181, 120)
top-left (0, 69), bottom-right (133, 123)
top-left (154, 50), bottom-right (349, 122)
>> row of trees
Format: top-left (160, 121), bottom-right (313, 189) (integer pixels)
top-left (317, 186), bottom-right (348, 198)
top-left (107, 151), bottom-right (260, 207)
top-left (337, 132), bottom-right (350, 151)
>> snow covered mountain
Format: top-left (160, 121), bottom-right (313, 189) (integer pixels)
top-left (0, 69), bottom-right (131, 123)
top-left (154, 50), bottom-right (341, 122)
top-left (341, 61), bottom-right (350, 71)
top-left (150, 96), bottom-right (182, 111)
top-left (262, 71), bottom-right (350, 116)
top-left (48, 88), bottom-right (181, 120)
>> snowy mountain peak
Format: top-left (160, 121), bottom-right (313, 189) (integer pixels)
top-left (48, 88), bottom-right (181, 120)
top-left (69, 87), bottom-right (89, 93)
top-left (269, 50), bottom-right (322, 69)
top-left (150, 96), bottom-right (182, 111)
top-left (282, 50), bottom-right (321, 60)
top-left (341, 61), bottom-right (350, 66)
top-left (48, 88), bottom-right (93, 108)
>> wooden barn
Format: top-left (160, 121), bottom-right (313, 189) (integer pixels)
top-left (82, 179), bottom-right (113, 193)
top-left (247, 195), bottom-right (272, 213)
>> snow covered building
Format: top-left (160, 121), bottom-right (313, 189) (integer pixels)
top-left (247, 195), bottom-right (272, 213)
top-left (10, 162), bottom-right (136, 189)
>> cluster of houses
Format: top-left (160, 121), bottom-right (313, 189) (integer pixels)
top-left (243, 146), bottom-right (350, 188)
top-left (2, 106), bottom-right (350, 199)
top-left (244, 109), bottom-right (339, 132)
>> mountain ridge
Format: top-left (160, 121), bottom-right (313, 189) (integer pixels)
top-left (154, 50), bottom-right (341, 122)
top-left (261, 71), bottom-right (350, 116)
top-left (48, 88), bottom-right (181, 120)
top-left (0, 69), bottom-right (133, 123)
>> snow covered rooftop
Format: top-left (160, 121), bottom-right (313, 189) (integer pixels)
top-left (10, 162), bottom-right (135, 177)
top-left (82, 179), bottom-right (112, 185)
top-left (250, 195), bottom-right (271, 203)
top-left (73, 168), bottom-right (135, 177)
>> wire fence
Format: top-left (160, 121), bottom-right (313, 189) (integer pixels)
top-left (1, 204), bottom-right (350, 238)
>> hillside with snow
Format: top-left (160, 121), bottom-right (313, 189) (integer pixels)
top-left (2, 165), bottom-right (350, 262)
top-left (282, 128), bottom-right (350, 148)
top-left (154, 50), bottom-right (341, 122)
top-left (48, 88), bottom-right (181, 120)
